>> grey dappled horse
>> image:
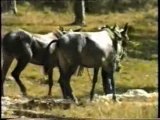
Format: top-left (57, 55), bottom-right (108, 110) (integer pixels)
top-left (44, 23), bottom-right (129, 102)
top-left (1, 29), bottom-right (64, 96)
top-left (90, 24), bottom-right (129, 100)
top-left (76, 24), bottom-right (129, 100)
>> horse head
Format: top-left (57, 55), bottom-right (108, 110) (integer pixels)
top-left (97, 24), bottom-right (124, 72)
top-left (117, 23), bottom-right (129, 60)
top-left (121, 23), bottom-right (129, 49)
top-left (100, 24), bottom-right (128, 72)
top-left (113, 23), bottom-right (129, 72)
top-left (106, 23), bottom-right (129, 61)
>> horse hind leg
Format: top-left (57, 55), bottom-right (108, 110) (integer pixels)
top-left (1, 53), bottom-right (14, 96)
top-left (11, 56), bottom-right (31, 96)
top-left (59, 65), bottom-right (78, 103)
top-left (47, 69), bottom-right (53, 96)
top-left (65, 66), bottom-right (79, 103)
top-left (90, 67), bottom-right (99, 101)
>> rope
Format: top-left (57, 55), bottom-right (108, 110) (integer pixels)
top-left (86, 68), bottom-right (92, 81)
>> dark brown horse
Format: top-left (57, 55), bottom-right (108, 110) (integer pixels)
top-left (1, 29), bottom-right (63, 96)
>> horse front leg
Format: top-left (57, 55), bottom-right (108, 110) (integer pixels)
top-left (101, 68), bottom-right (116, 101)
top-left (101, 69), bottom-right (112, 94)
top-left (108, 71), bottom-right (116, 101)
top-left (90, 67), bottom-right (99, 101)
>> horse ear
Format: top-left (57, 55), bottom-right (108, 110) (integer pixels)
top-left (112, 24), bottom-right (116, 30)
top-left (55, 29), bottom-right (63, 37)
top-left (112, 24), bottom-right (118, 31)
top-left (59, 26), bottom-right (64, 31)
top-left (123, 23), bottom-right (128, 34)
top-left (105, 25), bottom-right (110, 28)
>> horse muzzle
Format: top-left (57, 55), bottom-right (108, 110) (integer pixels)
top-left (116, 66), bottom-right (121, 72)
top-left (115, 63), bottom-right (122, 72)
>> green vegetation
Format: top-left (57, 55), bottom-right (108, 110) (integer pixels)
top-left (2, 2), bottom-right (158, 119)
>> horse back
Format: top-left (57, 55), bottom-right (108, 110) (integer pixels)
top-left (57, 32), bottom-right (114, 67)
top-left (2, 31), bottom-right (33, 56)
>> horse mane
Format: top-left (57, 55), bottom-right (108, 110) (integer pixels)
top-left (54, 29), bottom-right (63, 38)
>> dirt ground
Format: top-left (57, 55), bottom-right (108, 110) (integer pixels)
top-left (1, 89), bottom-right (158, 119)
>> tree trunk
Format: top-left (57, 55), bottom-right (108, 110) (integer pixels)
top-left (73, 0), bottom-right (86, 26)
top-left (11, 0), bottom-right (18, 15)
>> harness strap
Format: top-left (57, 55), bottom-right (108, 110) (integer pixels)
top-left (86, 68), bottom-right (92, 81)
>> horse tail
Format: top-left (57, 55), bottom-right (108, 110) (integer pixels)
top-left (2, 32), bottom-right (13, 53)
top-left (43, 39), bottom-right (60, 75)
top-left (1, 32), bottom-right (15, 53)
top-left (46, 39), bottom-right (59, 50)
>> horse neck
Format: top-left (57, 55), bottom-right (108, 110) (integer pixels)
top-left (105, 29), bottom-right (115, 40)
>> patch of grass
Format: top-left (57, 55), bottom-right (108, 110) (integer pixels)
top-left (20, 101), bottom-right (157, 119)
top-left (116, 58), bottom-right (157, 93)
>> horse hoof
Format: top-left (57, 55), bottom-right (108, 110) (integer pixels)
top-left (22, 92), bottom-right (27, 97)
top-left (73, 97), bottom-right (79, 104)
top-left (90, 97), bottom-right (94, 102)
top-left (47, 92), bottom-right (52, 96)
top-left (112, 96), bottom-right (117, 102)
top-left (75, 99), bottom-right (79, 105)
top-left (46, 95), bottom-right (52, 99)
top-left (112, 98), bottom-right (119, 103)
